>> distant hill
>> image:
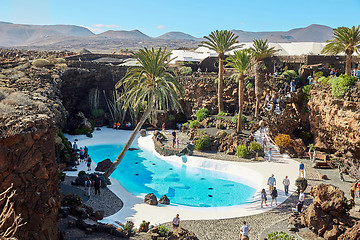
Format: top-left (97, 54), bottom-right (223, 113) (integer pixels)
top-left (231, 24), bottom-right (333, 42)
top-left (156, 31), bottom-right (199, 41)
top-left (0, 22), bottom-right (94, 46)
top-left (98, 30), bottom-right (151, 40)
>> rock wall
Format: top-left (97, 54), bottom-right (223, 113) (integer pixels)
top-left (0, 118), bottom-right (60, 240)
top-left (308, 83), bottom-right (360, 159)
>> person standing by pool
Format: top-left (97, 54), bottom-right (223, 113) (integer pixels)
top-left (261, 188), bottom-right (267, 208)
top-left (267, 174), bottom-right (276, 193)
top-left (172, 214), bottom-right (180, 229)
top-left (79, 147), bottom-right (84, 162)
top-left (84, 177), bottom-right (91, 197)
top-left (94, 175), bottom-right (102, 195)
top-left (299, 161), bottom-right (305, 178)
top-left (84, 146), bottom-right (88, 158)
top-left (270, 187), bottom-right (278, 206)
top-left (283, 176), bottom-right (290, 196)
top-left (239, 221), bottom-right (251, 240)
top-left (87, 156), bottom-right (92, 171)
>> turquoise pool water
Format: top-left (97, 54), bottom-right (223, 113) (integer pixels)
top-left (88, 144), bottom-right (256, 207)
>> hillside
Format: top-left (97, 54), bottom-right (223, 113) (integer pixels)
top-left (156, 31), bottom-right (199, 41)
top-left (98, 30), bottom-right (151, 40)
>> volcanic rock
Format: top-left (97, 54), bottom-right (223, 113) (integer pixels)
top-left (95, 159), bottom-right (113, 172)
top-left (144, 193), bottom-right (158, 205)
top-left (159, 195), bottom-right (170, 205)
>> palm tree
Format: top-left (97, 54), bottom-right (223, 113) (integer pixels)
top-left (321, 26), bottom-right (360, 76)
top-left (199, 30), bottom-right (241, 113)
top-left (104, 47), bottom-right (184, 178)
top-left (249, 39), bottom-right (279, 118)
top-left (226, 50), bottom-right (252, 133)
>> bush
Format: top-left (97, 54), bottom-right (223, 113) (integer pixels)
top-left (194, 135), bottom-right (211, 151)
top-left (91, 108), bottom-right (105, 118)
top-left (216, 123), bottom-right (225, 129)
top-left (302, 85), bottom-right (311, 101)
top-left (196, 108), bottom-right (210, 121)
top-left (168, 114), bottom-right (175, 121)
top-left (158, 225), bottom-right (169, 237)
top-left (300, 131), bottom-right (312, 140)
top-left (249, 141), bottom-right (263, 152)
top-left (217, 111), bottom-right (228, 116)
top-left (61, 193), bottom-right (83, 207)
top-left (179, 66), bottom-right (192, 75)
top-left (314, 71), bottom-right (324, 78)
top-left (267, 231), bottom-right (297, 240)
top-left (189, 120), bottom-right (200, 129)
top-left (75, 127), bottom-right (90, 135)
top-left (330, 74), bottom-right (357, 98)
top-left (32, 59), bottom-right (51, 68)
top-left (275, 134), bottom-right (292, 148)
top-left (282, 70), bottom-right (297, 79)
top-left (236, 144), bottom-right (248, 158)
top-left (232, 114), bottom-right (247, 124)
top-left (123, 221), bottom-right (135, 235)
top-left (78, 171), bottom-right (87, 177)
top-left (317, 76), bottom-right (330, 86)
top-left (216, 130), bottom-right (227, 137)
top-left (246, 83), bottom-right (254, 89)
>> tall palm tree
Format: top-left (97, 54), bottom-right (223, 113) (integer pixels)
top-left (199, 30), bottom-right (241, 113)
top-left (321, 26), bottom-right (360, 76)
top-left (226, 50), bottom-right (252, 133)
top-left (104, 47), bottom-right (184, 178)
top-left (249, 39), bottom-right (279, 118)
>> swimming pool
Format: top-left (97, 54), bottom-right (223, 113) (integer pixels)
top-left (88, 144), bottom-right (256, 207)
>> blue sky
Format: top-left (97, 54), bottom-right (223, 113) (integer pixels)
top-left (1, 0), bottom-right (359, 37)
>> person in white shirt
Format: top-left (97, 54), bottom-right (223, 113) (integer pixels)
top-left (283, 176), bottom-right (290, 196)
top-left (172, 214), bottom-right (180, 229)
top-left (299, 190), bottom-right (305, 203)
top-left (240, 221), bottom-right (251, 240)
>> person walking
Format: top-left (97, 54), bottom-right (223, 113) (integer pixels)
top-left (267, 174), bottom-right (276, 192)
top-left (79, 147), bottom-right (84, 162)
top-left (290, 79), bottom-right (296, 92)
top-left (270, 187), bottom-right (278, 206)
top-left (349, 182), bottom-right (357, 201)
top-left (84, 177), bottom-right (91, 197)
top-left (73, 141), bottom-right (78, 150)
top-left (239, 221), bottom-right (251, 240)
top-left (94, 175), bottom-right (102, 195)
top-left (283, 176), bottom-right (290, 196)
top-left (87, 156), bottom-right (92, 171)
top-left (261, 188), bottom-right (267, 208)
top-left (299, 161), bottom-right (305, 178)
top-left (172, 214), bottom-right (180, 229)
top-left (84, 146), bottom-right (89, 158)
top-left (268, 147), bottom-right (272, 162)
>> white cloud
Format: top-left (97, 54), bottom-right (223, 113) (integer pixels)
top-left (156, 25), bottom-right (165, 29)
top-left (92, 24), bottom-right (122, 29)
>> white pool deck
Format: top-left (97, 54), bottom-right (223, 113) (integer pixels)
top-left (65, 127), bottom-right (301, 227)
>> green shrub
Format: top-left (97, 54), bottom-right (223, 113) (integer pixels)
top-left (194, 135), bottom-right (211, 151)
top-left (321, 77), bottom-right (330, 86)
top-left (179, 66), bottom-right (192, 75)
top-left (61, 193), bottom-right (83, 207)
top-left (78, 171), bottom-right (87, 177)
top-left (282, 70), bottom-right (297, 79)
top-left (75, 127), bottom-right (90, 135)
top-left (236, 145), bottom-right (248, 158)
top-left (91, 108), bottom-right (105, 118)
top-left (232, 114), bottom-right (247, 124)
top-left (330, 74), bottom-right (357, 98)
top-left (158, 225), bottom-right (169, 237)
top-left (123, 221), bottom-right (135, 235)
top-left (300, 131), bottom-right (312, 140)
top-left (214, 116), bottom-right (225, 120)
top-left (217, 111), bottom-right (228, 116)
top-left (196, 108), bottom-right (210, 121)
top-left (168, 114), bottom-right (175, 121)
top-left (88, 119), bottom-right (95, 129)
top-left (314, 71), bottom-right (324, 78)
top-left (246, 83), bottom-right (254, 89)
top-left (302, 85), bottom-right (311, 101)
top-left (216, 123), bottom-right (225, 129)
top-left (317, 76), bottom-right (326, 82)
top-left (267, 231), bottom-right (297, 240)
top-left (249, 142), bottom-right (263, 152)
top-left (32, 59), bottom-right (51, 68)
top-left (216, 130), bottom-right (227, 137)
top-left (189, 120), bottom-right (201, 128)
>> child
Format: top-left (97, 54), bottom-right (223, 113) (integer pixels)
top-left (268, 147), bottom-right (272, 162)
top-left (176, 137), bottom-right (179, 149)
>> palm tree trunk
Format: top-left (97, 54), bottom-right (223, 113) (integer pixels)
top-left (104, 108), bottom-right (151, 178)
top-left (237, 74), bottom-right (244, 133)
top-left (218, 56), bottom-right (224, 113)
top-left (345, 53), bottom-right (352, 76)
top-left (254, 61), bottom-right (264, 118)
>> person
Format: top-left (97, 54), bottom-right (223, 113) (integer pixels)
top-left (267, 174), bottom-right (276, 192)
top-left (162, 122), bottom-right (166, 133)
top-left (172, 130), bottom-right (176, 139)
top-left (307, 75), bottom-right (312, 85)
top-left (290, 80), bottom-right (296, 92)
top-left (73, 141), bottom-right (78, 150)
top-left (116, 122), bottom-right (120, 129)
top-left (197, 67), bottom-right (201, 73)
top-left (84, 146), bottom-right (89, 158)
top-left (94, 175), bottom-right (102, 195)
top-left (299, 161), bottom-right (305, 178)
top-left (268, 147), bottom-right (272, 162)
top-left (79, 147), bottom-right (84, 162)
top-left (357, 182), bottom-right (360, 198)
top-left (270, 187), bottom-right (278, 206)
top-left (87, 156), bottom-right (92, 171)
top-left (172, 214), bottom-right (180, 229)
top-left (84, 177), bottom-right (91, 197)
top-left (176, 137), bottom-right (180, 149)
top-left (339, 165), bottom-right (344, 181)
top-left (292, 201), bottom-right (303, 213)
top-left (125, 122), bottom-right (131, 128)
top-left (356, 68), bottom-right (360, 79)
top-left (283, 176), bottom-right (290, 196)
top-left (240, 221), bottom-right (251, 240)
top-left (172, 137), bottom-right (176, 148)
top-left (284, 82), bottom-right (289, 94)
top-left (113, 122), bottom-right (117, 129)
top-left (350, 182), bottom-right (357, 201)
top-left (299, 190), bottom-right (305, 203)
top-left (261, 188), bottom-right (267, 208)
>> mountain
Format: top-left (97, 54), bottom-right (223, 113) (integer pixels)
top-left (98, 30), bottom-right (151, 40)
top-left (0, 22), bottom-right (94, 46)
top-left (156, 31), bottom-right (199, 41)
top-left (231, 24), bottom-right (333, 42)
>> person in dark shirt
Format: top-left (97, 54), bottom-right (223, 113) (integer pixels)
top-left (94, 175), bottom-right (102, 195)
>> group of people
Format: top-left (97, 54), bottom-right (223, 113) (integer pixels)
top-left (73, 142), bottom-right (92, 171)
top-left (84, 175), bottom-right (103, 197)
top-left (112, 121), bottom-right (132, 129)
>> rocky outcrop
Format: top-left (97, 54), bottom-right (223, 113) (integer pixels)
top-left (308, 82), bottom-right (360, 159)
top-left (159, 195), bottom-right (170, 205)
top-left (144, 193), bottom-right (158, 205)
top-left (95, 158), bottom-right (113, 172)
top-left (149, 226), bottom-right (199, 240)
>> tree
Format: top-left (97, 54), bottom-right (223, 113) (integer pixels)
top-left (226, 50), bottom-right (252, 133)
top-left (249, 39), bottom-right (279, 118)
top-left (321, 26), bottom-right (360, 76)
top-left (199, 30), bottom-right (241, 113)
top-left (104, 47), bottom-right (184, 178)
